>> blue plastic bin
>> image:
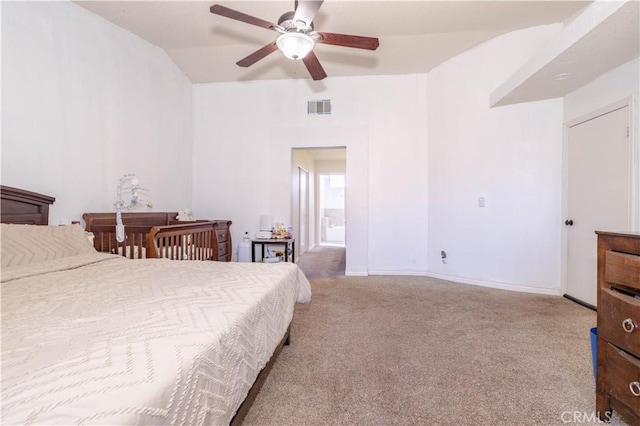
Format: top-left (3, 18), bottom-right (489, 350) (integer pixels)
top-left (590, 327), bottom-right (597, 382)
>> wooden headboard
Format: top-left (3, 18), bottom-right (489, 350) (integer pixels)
top-left (1, 185), bottom-right (56, 225)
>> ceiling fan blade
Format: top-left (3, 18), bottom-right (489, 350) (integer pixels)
top-left (302, 51), bottom-right (327, 81)
top-left (236, 42), bottom-right (279, 68)
top-left (316, 32), bottom-right (380, 50)
top-left (294, 0), bottom-right (324, 28)
top-left (210, 4), bottom-right (277, 31)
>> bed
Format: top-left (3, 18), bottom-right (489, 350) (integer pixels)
top-left (83, 212), bottom-right (233, 261)
top-left (0, 185), bottom-right (312, 425)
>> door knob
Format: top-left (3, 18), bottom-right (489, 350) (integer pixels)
top-left (565, 219), bottom-right (574, 226)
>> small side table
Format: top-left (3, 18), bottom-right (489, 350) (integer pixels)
top-left (251, 238), bottom-right (295, 263)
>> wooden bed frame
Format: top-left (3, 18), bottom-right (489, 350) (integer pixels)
top-left (0, 185), bottom-right (290, 425)
top-left (0, 185), bottom-right (55, 224)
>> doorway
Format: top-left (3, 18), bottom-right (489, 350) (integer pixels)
top-left (565, 104), bottom-right (631, 308)
top-left (291, 147), bottom-right (346, 259)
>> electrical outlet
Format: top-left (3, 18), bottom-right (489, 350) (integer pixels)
top-left (441, 250), bottom-right (447, 264)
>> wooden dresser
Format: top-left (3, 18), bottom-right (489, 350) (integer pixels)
top-left (596, 231), bottom-right (640, 425)
top-left (213, 220), bottom-right (232, 262)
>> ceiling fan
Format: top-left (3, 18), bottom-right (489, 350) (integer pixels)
top-left (210, 1), bottom-right (380, 81)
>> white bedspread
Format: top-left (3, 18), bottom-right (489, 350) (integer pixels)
top-left (1, 253), bottom-right (311, 425)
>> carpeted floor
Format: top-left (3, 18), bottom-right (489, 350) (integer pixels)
top-left (295, 245), bottom-right (346, 280)
top-left (243, 250), bottom-right (626, 425)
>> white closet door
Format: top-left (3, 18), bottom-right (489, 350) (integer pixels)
top-left (566, 105), bottom-right (630, 307)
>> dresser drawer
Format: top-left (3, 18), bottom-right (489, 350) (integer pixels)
top-left (600, 288), bottom-right (640, 358)
top-left (218, 243), bottom-right (228, 258)
top-left (605, 251), bottom-right (640, 290)
top-left (216, 228), bottom-right (228, 243)
top-left (212, 220), bottom-right (231, 262)
top-left (605, 342), bottom-right (640, 415)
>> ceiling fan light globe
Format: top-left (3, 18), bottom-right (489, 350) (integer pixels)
top-left (276, 32), bottom-right (314, 60)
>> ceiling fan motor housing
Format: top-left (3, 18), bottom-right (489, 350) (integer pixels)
top-left (278, 11), bottom-right (313, 32)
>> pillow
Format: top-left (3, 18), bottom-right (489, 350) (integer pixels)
top-left (1, 224), bottom-right (95, 269)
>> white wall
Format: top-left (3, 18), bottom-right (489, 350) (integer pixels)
top-left (564, 58), bottom-right (639, 124)
top-left (1, 2), bottom-right (193, 225)
top-left (192, 74), bottom-right (428, 275)
top-left (315, 160), bottom-right (346, 174)
top-left (427, 25), bottom-right (564, 294)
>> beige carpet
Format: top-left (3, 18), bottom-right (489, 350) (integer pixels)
top-left (243, 271), bottom-right (628, 425)
top-left (295, 245), bottom-right (345, 280)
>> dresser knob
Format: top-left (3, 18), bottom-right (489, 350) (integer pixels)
top-left (630, 382), bottom-right (640, 397)
top-left (622, 318), bottom-right (637, 333)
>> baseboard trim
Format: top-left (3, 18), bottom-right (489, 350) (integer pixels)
top-left (563, 294), bottom-right (596, 311)
top-left (368, 270), bottom-right (429, 277)
top-left (345, 271), bottom-right (368, 277)
top-left (424, 271), bottom-right (561, 296)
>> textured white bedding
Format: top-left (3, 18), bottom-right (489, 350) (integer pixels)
top-left (1, 247), bottom-right (311, 425)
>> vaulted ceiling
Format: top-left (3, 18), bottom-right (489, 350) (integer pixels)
top-left (74, 1), bottom-right (592, 83)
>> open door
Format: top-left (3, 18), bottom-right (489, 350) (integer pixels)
top-left (298, 167), bottom-right (309, 256)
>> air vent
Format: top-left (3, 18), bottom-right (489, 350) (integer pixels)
top-left (307, 99), bottom-right (331, 115)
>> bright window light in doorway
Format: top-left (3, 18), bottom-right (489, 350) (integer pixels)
top-left (329, 175), bottom-right (345, 188)
top-left (319, 173), bottom-right (345, 247)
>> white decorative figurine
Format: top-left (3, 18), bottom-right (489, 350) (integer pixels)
top-left (176, 208), bottom-right (195, 221)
